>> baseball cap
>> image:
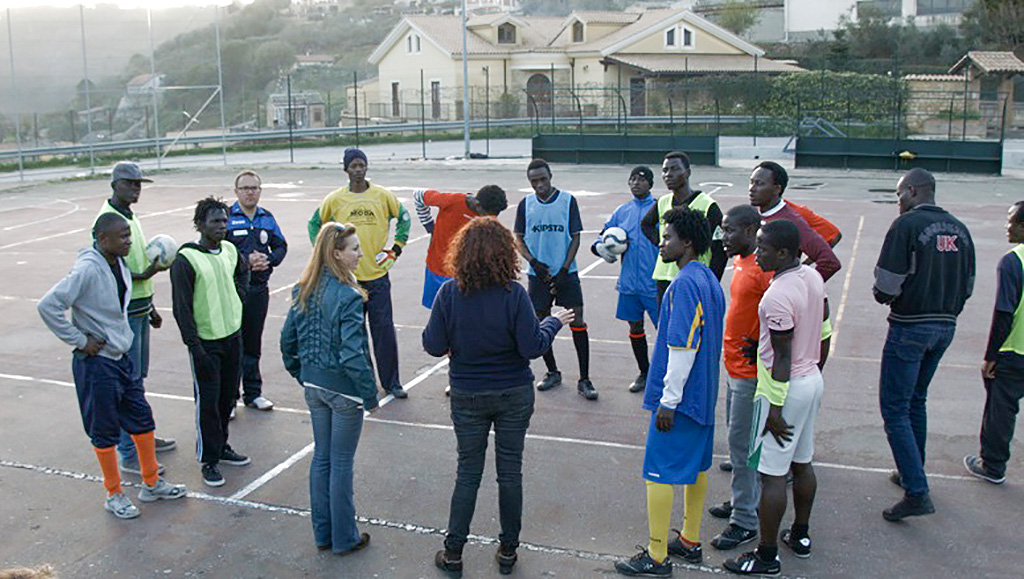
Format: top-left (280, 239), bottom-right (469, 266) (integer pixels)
top-left (110, 162), bottom-right (153, 184)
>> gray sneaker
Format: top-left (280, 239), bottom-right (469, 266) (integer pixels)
top-left (105, 492), bottom-right (141, 519)
top-left (138, 479), bottom-right (188, 502)
top-left (245, 396), bottom-right (274, 411)
top-left (119, 456), bottom-right (165, 476)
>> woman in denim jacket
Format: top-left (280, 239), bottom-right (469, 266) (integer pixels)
top-left (424, 217), bottom-right (573, 576)
top-left (281, 222), bottom-right (377, 555)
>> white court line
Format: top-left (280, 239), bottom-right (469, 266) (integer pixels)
top-left (0, 459), bottom-right (739, 575)
top-left (0, 204), bottom-right (195, 251)
top-left (229, 442), bottom-right (314, 501)
top-left (0, 371), bottom-right (976, 482)
top-left (269, 282), bottom-right (295, 296)
top-left (577, 258), bottom-right (606, 277)
top-left (371, 357), bottom-right (449, 412)
top-left (829, 215), bottom-right (865, 356)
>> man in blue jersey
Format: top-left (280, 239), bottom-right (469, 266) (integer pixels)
top-left (514, 159), bottom-right (597, 400)
top-left (614, 207), bottom-right (725, 576)
top-left (592, 166), bottom-right (659, 393)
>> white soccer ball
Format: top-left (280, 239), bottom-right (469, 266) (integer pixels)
top-left (145, 234), bottom-right (179, 269)
top-left (602, 227), bottom-right (629, 255)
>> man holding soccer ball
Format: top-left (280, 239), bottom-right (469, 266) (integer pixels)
top-left (592, 166), bottom-right (660, 393)
top-left (92, 162), bottom-right (176, 476)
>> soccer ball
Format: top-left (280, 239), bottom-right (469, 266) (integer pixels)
top-left (145, 234), bottom-right (179, 269)
top-left (602, 227), bottom-right (629, 255)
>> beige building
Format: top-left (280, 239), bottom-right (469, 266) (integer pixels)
top-left (365, 8), bottom-right (802, 121)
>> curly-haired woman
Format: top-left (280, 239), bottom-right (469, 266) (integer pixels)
top-left (280, 222), bottom-right (378, 555)
top-left (423, 215), bottom-right (573, 576)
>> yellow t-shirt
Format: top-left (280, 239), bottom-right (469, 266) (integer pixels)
top-left (317, 183), bottom-right (403, 281)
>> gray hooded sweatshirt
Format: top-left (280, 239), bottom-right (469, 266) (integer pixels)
top-left (38, 246), bottom-right (134, 360)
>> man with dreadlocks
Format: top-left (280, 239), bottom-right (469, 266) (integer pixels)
top-left (171, 196), bottom-right (252, 488)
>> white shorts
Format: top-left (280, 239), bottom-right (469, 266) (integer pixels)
top-left (750, 370), bottom-right (824, 477)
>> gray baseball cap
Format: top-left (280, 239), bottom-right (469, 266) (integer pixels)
top-left (110, 162), bottom-right (153, 184)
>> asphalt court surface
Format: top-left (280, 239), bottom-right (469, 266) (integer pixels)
top-left (1, 158), bottom-right (1022, 578)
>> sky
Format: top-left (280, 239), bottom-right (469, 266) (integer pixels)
top-left (0, 1), bottom-right (253, 8)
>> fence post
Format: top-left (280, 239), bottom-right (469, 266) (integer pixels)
top-left (962, 64), bottom-right (969, 143)
top-left (353, 70), bottom-right (360, 148)
top-left (420, 69), bottom-right (426, 159)
top-left (550, 63), bottom-right (556, 132)
top-left (668, 92), bottom-right (674, 137)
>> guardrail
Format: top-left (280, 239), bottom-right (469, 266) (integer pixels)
top-left (0, 115), bottom-right (762, 163)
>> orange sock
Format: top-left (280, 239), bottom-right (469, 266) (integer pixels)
top-left (93, 446), bottom-right (122, 496)
top-left (131, 431), bottom-right (160, 486)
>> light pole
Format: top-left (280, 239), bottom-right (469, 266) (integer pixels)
top-left (461, 0), bottom-right (470, 158)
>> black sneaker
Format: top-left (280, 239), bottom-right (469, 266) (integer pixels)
top-left (614, 546), bottom-right (672, 577)
top-left (221, 446), bottom-right (251, 466)
top-left (780, 529), bottom-right (811, 559)
top-left (709, 500), bottom-right (733, 519)
top-left (496, 544), bottom-right (517, 575)
top-left (882, 494), bottom-right (935, 522)
top-left (723, 550), bottom-right (781, 576)
top-left (202, 463), bottom-right (225, 487)
top-left (578, 378), bottom-right (598, 400)
top-left (389, 385), bottom-right (408, 399)
top-left (711, 524), bottom-right (757, 551)
top-left (537, 371), bottom-right (562, 391)
top-left (434, 549), bottom-right (463, 576)
top-left (720, 460), bottom-right (733, 472)
top-left (629, 373), bottom-right (647, 393)
top-left (964, 455), bottom-right (1006, 484)
top-left (889, 470), bottom-right (902, 488)
top-left (667, 530), bottom-right (702, 564)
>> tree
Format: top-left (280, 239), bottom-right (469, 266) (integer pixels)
top-left (711, 1), bottom-right (760, 37)
top-left (961, 0), bottom-right (1024, 51)
top-left (253, 40), bottom-right (296, 81)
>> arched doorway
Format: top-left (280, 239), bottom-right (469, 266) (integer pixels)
top-left (526, 73), bottom-right (552, 118)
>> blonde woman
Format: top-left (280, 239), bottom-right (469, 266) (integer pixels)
top-left (281, 222), bottom-right (378, 555)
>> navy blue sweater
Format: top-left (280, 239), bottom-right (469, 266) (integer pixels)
top-left (423, 280), bottom-right (563, 391)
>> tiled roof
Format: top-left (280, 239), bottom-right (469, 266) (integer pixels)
top-left (572, 11), bottom-right (642, 24)
top-left (949, 51), bottom-right (1024, 75)
top-left (552, 9), bottom-right (674, 50)
top-left (406, 14), bottom-right (564, 55)
top-left (903, 74), bottom-right (964, 82)
top-left (607, 54), bottom-right (804, 74)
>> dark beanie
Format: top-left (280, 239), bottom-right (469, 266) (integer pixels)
top-left (343, 148), bottom-right (367, 170)
top-left (630, 165), bottom-right (654, 186)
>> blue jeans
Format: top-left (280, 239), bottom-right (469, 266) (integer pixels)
top-left (879, 321), bottom-right (956, 497)
top-left (305, 386), bottom-right (364, 552)
top-left (445, 384), bottom-right (534, 553)
top-left (117, 312), bottom-right (150, 461)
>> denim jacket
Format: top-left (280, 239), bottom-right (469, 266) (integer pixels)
top-left (280, 271), bottom-right (379, 409)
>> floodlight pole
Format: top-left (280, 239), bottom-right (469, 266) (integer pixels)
top-left (215, 5), bottom-right (227, 165)
top-left (79, 4), bottom-right (95, 175)
top-left (148, 8), bottom-right (162, 168)
top-left (6, 8), bottom-right (24, 181)
top-left (462, 0), bottom-right (470, 158)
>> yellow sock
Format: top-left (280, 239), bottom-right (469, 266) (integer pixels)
top-left (93, 446), bottom-right (122, 496)
top-left (682, 471), bottom-right (709, 544)
top-left (646, 480), bottom-right (673, 562)
top-left (131, 431), bottom-right (160, 487)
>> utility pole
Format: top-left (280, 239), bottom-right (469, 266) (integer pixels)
top-left (461, 0), bottom-right (470, 158)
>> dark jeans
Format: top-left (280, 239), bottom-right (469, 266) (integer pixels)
top-left (117, 312), bottom-right (150, 461)
top-left (360, 274), bottom-right (400, 392)
top-left (241, 284), bottom-right (270, 403)
top-left (445, 384), bottom-right (535, 554)
top-left (190, 333), bottom-right (242, 464)
top-left (980, 351), bottom-right (1024, 477)
top-left (879, 321), bottom-right (956, 497)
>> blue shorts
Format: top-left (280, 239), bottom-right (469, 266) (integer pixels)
top-left (642, 411), bottom-right (713, 485)
top-left (616, 293), bottom-right (659, 327)
top-left (71, 352), bottom-right (155, 448)
top-left (423, 267), bottom-right (453, 309)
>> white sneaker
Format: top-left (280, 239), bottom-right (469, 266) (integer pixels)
top-left (105, 492), bottom-right (141, 519)
top-left (138, 479), bottom-right (188, 502)
top-left (229, 406), bottom-right (237, 421)
top-left (245, 396), bottom-right (274, 411)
